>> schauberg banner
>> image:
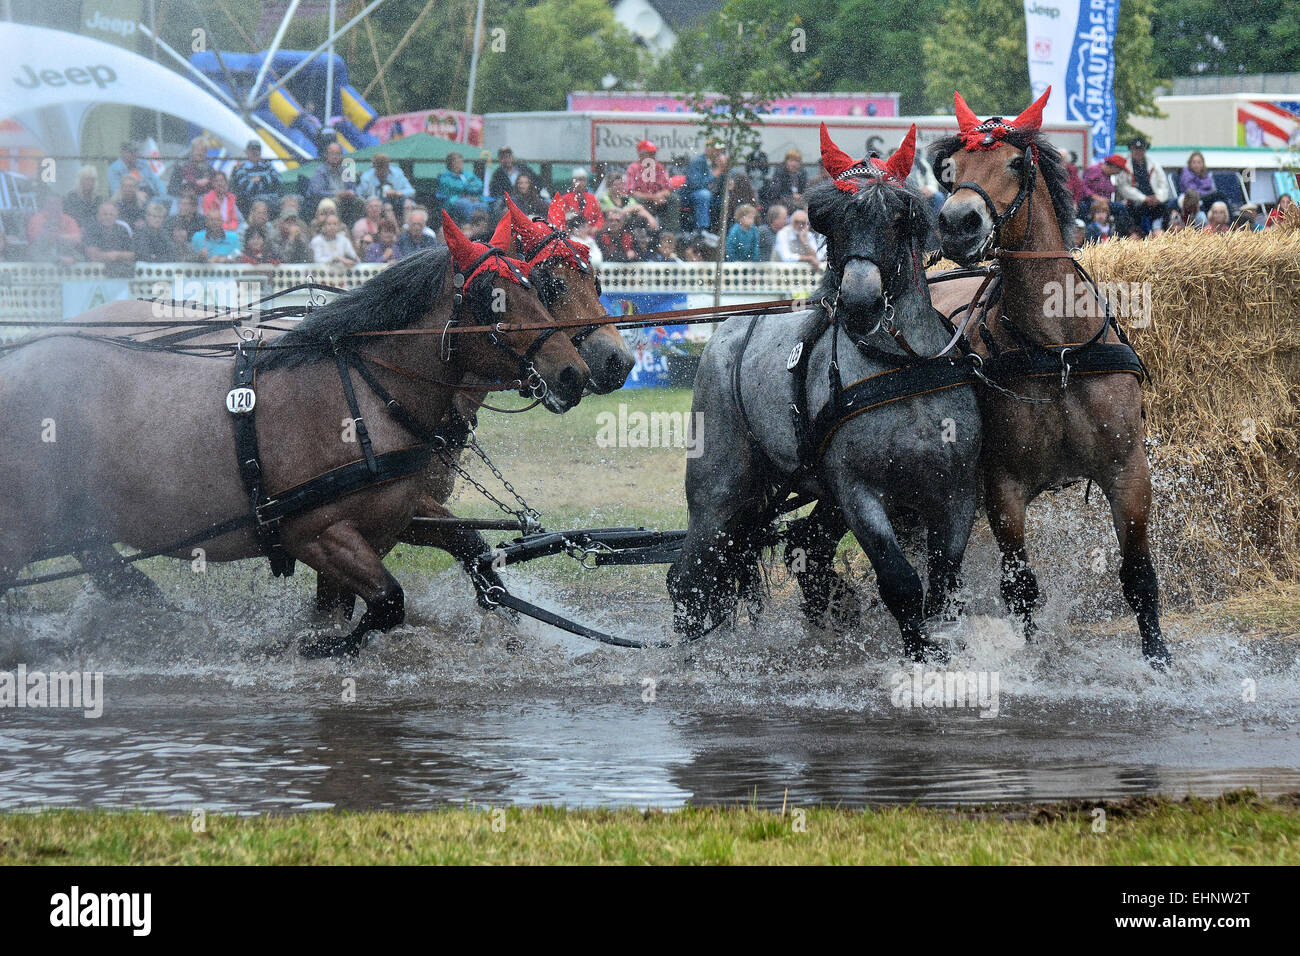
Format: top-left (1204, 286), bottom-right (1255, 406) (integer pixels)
top-left (1023, 0), bottom-right (1121, 161)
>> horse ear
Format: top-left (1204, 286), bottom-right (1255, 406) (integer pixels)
top-left (489, 212), bottom-right (514, 251)
top-left (954, 91), bottom-right (979, 133)
top-left (441, 211), bottom-right (477, 268)
top-left (506, 193), bottom-right (546, 244)
top-left (819, 122), bottom-right (856, 179)
top-left (884, 124), bottom-right (917, 183)
top-left (1012, 86), bottom-right (1050, 132)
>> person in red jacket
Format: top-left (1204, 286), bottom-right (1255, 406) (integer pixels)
top-left (547, 168), bottom-right (604, 231)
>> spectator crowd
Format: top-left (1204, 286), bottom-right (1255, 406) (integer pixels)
top-left (7, 130), bottom-right (1297, 274)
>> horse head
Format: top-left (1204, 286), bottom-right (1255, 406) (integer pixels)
top-left (495, 196), bottom-right (634, 393)
top-left (809, 123), bottom-right (934, 332)
top-left (442, 211), bottom-right (589, 412)
top-left (929, 88), bottom-right (1071, 264)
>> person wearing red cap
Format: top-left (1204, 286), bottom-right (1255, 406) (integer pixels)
top-left (624, 139), bottom-right (679, 229)
top-left (1080, 154), bottom-right (1134, 237)
top-left (547, 168), bottom-right (604, 231)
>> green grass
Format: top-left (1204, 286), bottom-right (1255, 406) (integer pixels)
top-left (3, 792), bottom-right (1298, 865)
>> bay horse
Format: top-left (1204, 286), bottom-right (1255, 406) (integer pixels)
top-left (0, 243), bottom-right (589, 657)
top-left (669, 126), bottom-right (982, 661)
top-left (927, 88), bottom-right (1170, 669)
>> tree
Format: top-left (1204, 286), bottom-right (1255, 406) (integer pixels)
top-left (1151, 0), bottom-right (1300, 76)
top-left (814, 0), bottom-right (945, 115)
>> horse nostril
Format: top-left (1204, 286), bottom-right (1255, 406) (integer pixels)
top-left (559, 365), bottom-right (585, 400)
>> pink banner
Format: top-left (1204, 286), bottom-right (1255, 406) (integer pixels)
top-left (369, 109), bottom-right (483, 146)
top-left (567, 92), bottom-right (898, 117)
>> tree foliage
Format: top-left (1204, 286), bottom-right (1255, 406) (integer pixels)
top-left (1150, 0), bottom-right (1300, 76)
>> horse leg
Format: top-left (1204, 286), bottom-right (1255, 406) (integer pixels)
top-left (314, 573), bottom-right (357, 621)
top-left (398, 503), bottom-right (501, 610)
top-left (986, 473), bottom-right (1041, 639)
top-left (77, 545), bottom-right (166, 606)
top-left (923, 491), bottom-right (977, 624)
top-left (784, 502), bottom-right (859, 630)
top-left (1100, 455), bottom-right (1169, 670)
top-left (836, 487), bottom-right (942, 663)
top-left (669, 510), bottom-right (758, 638)
top-left (297, 523), bottom-right (405, 659)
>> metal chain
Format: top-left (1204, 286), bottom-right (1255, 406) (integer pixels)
top-left (434, 435), bottom-right (544, 533)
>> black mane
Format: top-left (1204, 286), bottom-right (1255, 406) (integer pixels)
top-left (254, 247), bottom-right (452, 369)
top-left (927, 129), bottom-right (1076, 249)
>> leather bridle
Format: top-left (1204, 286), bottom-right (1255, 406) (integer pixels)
top-left (946, 144), bottom-right (1039, 256)
top-left (520, 222), bottom-right (605, 347)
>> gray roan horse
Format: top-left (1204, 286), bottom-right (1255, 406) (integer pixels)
top-left (0, 243), bottom-right (589, 657)
top-left (668, 125), bottom-right (982, 661)
top-left (927, 88), bottom-right (1169, 669)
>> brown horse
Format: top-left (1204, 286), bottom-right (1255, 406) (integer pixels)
top-left (927, 88), bottom-right (1169, 668)
top-left (0, 244), bottom-right (589, 657)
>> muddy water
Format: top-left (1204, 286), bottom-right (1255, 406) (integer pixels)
top-left (2, 538), bottom-right (1297, 812)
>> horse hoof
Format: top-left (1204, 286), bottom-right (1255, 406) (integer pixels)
top-left (1144, 642), bottom-right (1171, 672)
top-left (299, 631), bottom-right (364, 659)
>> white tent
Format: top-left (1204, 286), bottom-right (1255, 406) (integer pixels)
top-left (0, 22), bottom-right (261, 184)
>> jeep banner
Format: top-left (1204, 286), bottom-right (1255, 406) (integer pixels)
top-left (1023, 0), bottom-right (1121, 161)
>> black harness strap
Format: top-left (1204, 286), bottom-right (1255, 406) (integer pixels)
top-left (334, 345), bottom-right (379, 475)
top-left (981, 342), bottom-right (1144, 385)
top-left (258, 446), bottom-right (436, 526)
top-left (230, 344), bottom-right (296, 577)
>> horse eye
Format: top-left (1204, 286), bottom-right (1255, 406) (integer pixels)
top-left (1009, 157), bottom-right (1024, 173)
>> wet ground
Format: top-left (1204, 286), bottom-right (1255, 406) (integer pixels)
top-left (2, 549), bottom-right (1297, 812)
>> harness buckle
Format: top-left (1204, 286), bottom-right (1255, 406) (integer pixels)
top-left (1059, 347), bottom-right (1074, 389)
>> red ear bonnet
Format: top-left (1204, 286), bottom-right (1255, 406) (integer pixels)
top-left (820, 122), bottom-right (914, 193)
top-left (955, 86), bottom-right (1051, 150)
top-left (441, 209), bottom-right (531, 287)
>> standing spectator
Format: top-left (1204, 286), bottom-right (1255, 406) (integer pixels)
top-left (357, 153), bottom-right (415, 202)
top-left (352, 197), bottom-right (385, 248)
top-left (600, 176), bottom-right (657, 230)
top-left (758, 204), bottom-right (787, 261)
top-left (624, 140), bottom-right (679, 229)
top-left (437, 152), bottom-right (486, 222)
top-left (63, 167), bottom-right (102, 231)
top-left (682, 140), bottom-right (726, 232)
top-left (487, 147), bottom-right (535, 205)
top-left (132, 201), bottom-right (175, 262)
top-left (169, 137), bottom-right (216, 200)
top-left (1115, 136), bottom-right (1172, 235)
top-left (725, 203), bottom-right (761, 261)
top-left (1062, 154), bottom-right (1086, 206)
top-left (1080, 154), bottom-right (1132, 235)
top-left (112, 177), bottom-right (147, 232)
top-left (191, 207), bottom-right (240, 262)
top-left (761, 149), bottom-right (809, 208)
top-left (238, 227), bottom-right (280, 265)
top-left (230, 139), bottom-right (281, 217)
top-left (238, 200), bottom-right (272, 245)
top-left (364, 219), bottom-right (401, 263)
top-left (26, 192), bottom-right (82, 264)
top-left (596, 209), bottom-right (639, 262)
top-left (1205, 201), bottom-right (1231, 233)
top-left (511, 172), bottom-right (549, 219)
top-left (83, 201), bottom-right (136, 274)
top-left (1266, 194), bottom-right (1295, 227)
top-left (201, 171), bottom-right (241, 232)
top-left (772, 208), bottom-right (824, 271)
top-left (310, 214), bottom-right (358, 267)
top-left (548, 168), bottom-right (604, 230)
top-left (396, 206), bottom-right (439, 258)
top-left (273, 215), bottom-right (311, 263)
top-left (108, 141), bottom-right (164, 200)
top-left (166, 189), bottom-right (203, 242)
top-left (308, 141), bottom-right (362, 224)
top-left (1179, 151), bottom-right (1229, 211)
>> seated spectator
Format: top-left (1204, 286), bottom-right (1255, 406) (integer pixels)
top-left (277, 194), bottom-right (302, 223)
top-left (108, 140), bottom-right (165, 200)
top-left (273, 215), bottom-right (311, 264)
top-left (239, 227), bottom-right (280, 265)
top-left (511, 171), bottom-right (549, 219)
top-left (726, 203), bottom-right (761, 261)
top-left (1266, 194), bottom-right (1295, 227)
top-left (202, 171), bottom-right (241, 232)
top-left (26, 192), bottom-right (82, 264)
top-left (437, 152), bottom-right (487, 222)
top-left (310, 213), bottom-right (358, 267)
top-left (464, 208), bottom-right (493, 241)
top-left (169, 136), bottom-right (216, 200)
top-left (64, 167), bottom-right (103, 231)
top-left (1205, 201), bottom-right (1231, 233)
top-left (169, 222), bottom-right (204, 262)
top-left (191, 207), bottom-right (240, 263)
top-left (1062, 154), bottom-right (1086, 206)
top-left (1080, 154), bottom-right (1132, 235)
top-left (132, 201), bottom-right (176, 262)
top-left (761, 149), bottom-right (809, 209)
top-left (1175, 190), bottom-right (1207, 230)
top-left (718, 172), bottom-right (757, 229)
top-left (600, 176), bottom-right (657, 230)
top-left (487, 147), bottom-right (536, 205)
top-left (238, 200), bottom-right (272, 245)
top-left (1179, 151), bottom-right (1230, 211)
top-left (682, 140), bottom-right (726, 231)
top-left (358, 153), bottom-right (415, 202)
top-left (646, 229), bottom-right (681, 262)
top-left (1115, 136), bottom-right (1171, 236)
top-left (112, 177), bottom-right (147, 233)
top-left (772, 208), bottom-right (824, 271)
top-left (83, 200), bottom-right (136, 274)
top-left (548, 168), bottom-right (604, 231)
top-left (1071, 217), bottom-right (1087, 248)
top-left (1084, 198), bottom-right (1113, 243)
top-left (758, 204), bottom-right (787, 261)
top-left (907, 153), bottom-right (945, 213)
top-left (308, 141), bottom-right (362, 224)
top-left (364, 219), bottom-right (401, 263)
top-left (565, 213), bottom-right (602, 266)
top-left (230, 139), bottom-right (281, 218)
top-left (165, 189), bottom-right (203, 242)
top-left (396, 205), bottom-right (439, 258)
top-left (351, 197), bottom-right (385, 248)
top-left (596, 209), bottom-right (640, 262)
top-left (624, 140), bottom-right (679, 229)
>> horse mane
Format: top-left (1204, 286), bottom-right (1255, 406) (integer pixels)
top-left (527, 258), bottom-right (569, 311)
top-left (254, 247), bottom-right (453, 369)
top-left (927, 129), bottom-right (1076, 249)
